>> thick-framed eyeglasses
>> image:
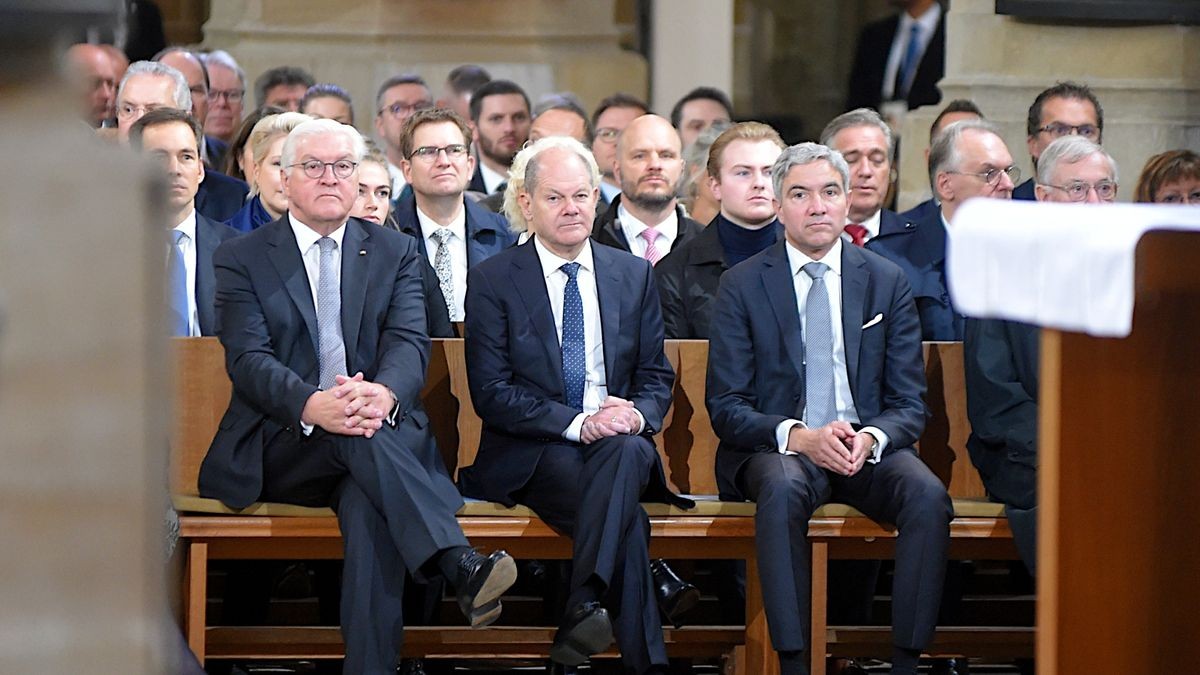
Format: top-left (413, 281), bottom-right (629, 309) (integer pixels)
top-left (949, 165), bottom-right (1021, 186)
top-left (381, 101), bottom-right (433, 118)
top-left (1037, 122), bottom-right (1100, 141)
top-left (1042, 180), bottom-right (1118, 202)
top-left (408, 144), bottom-right (469, 162)
top-left (288, 159), bottom-right (358, 179)
top-left (210, 89), bottom-right (245, 103)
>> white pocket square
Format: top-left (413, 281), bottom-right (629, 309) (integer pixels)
top-left (861, 313), bottom-right (884, 330)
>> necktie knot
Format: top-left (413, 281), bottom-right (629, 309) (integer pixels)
top-left (431, 227), bottom-right (452, 245)
top-left (844, 223), bottom-right (867, 247)
top-left (318, 236), bottom-right (337, 253)
top-left (803, 261), bottom-right (829, 281)
top-left (561, 261), bottom-right (581, 280)
top-left (639, 226), bottom-right (659, 244)
top-left (170, 229), bottom-right (186, 246)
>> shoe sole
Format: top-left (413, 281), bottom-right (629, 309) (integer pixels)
top-left (549, 611), bottom-right (614, 667)
top-left (469, 599), bottom-right (502, 628)
top-left (470, 554), bottom-right (517, 611)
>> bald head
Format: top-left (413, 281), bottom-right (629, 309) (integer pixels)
top-left (66, 44), bottom-right (116, 126)
top-left (157, 50), bottom-right (208, 124)
top-left (615, 114), bottom-right (685, 214)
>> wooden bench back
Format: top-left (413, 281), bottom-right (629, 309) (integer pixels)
top-left (172, 338), bottom-right (983, 500)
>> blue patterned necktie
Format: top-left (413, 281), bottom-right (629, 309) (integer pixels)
top-left (560, 262), bottom-right (586, 411)
top-left (803, 262), bottom-right (835, 428)
top-left (167, 229), bottom-right (189, 336)
top-left (317, 237), bottom-right (348, 390)
top-left (895, 22), bottom-right (923, 99)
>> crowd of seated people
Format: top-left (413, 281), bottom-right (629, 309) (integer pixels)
top-left (64, 19), bottom-right (1198, 675)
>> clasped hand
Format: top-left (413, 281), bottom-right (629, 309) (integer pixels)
top-left (786, 421), bottom-right (875, 477)
top-left (580, 395), bottom-right (642, 444)
top-left (301, 372), bottom-right (394, 438)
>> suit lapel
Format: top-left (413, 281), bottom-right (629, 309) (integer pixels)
top-left (761, 243), bottom-right (806, 383)
top-left (267, 218), bottom-right (320, 357)
top-left (194, 215), bottom-right (220, 334)
top-left (512, 242), bottom-right (565, 395)
top-left (340, 219), bottom-right (369, 369)
top-left (594, 245), bottom-right (622, 379)
top-left (840, 244), bottom-right (869, 395)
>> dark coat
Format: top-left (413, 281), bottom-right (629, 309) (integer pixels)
top-left (845, 9), bottom-right (946, 111)
top-left (193, 213), bottom-right (241, 336)
top-left (195, 168), bottom-right (250, 223)
top-left (591, 194), bottom-right (704, 257)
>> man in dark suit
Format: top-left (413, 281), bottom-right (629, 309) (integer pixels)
top-left (129, 108), bottom-right (239, 336)
top-left (845, 0), bottom-right (945, 113)
top-left (459, 137), bottom-right (696, 674)
top-left (391, 107), bottom-right (515, 323)
top-left (655, 122), bottom-right (785, 339)
top-left (1013, 81), bottom-right (1105, 201)
top-left (466, 79), bottom-right (531, 195)
top-left (706, 142), bottom-right (951, 675)
top-left (197, 119), bottom-right (516, 675)
top-left (593, 115), bottom-right (703, 262)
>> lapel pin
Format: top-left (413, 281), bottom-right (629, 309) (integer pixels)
top-left (359, 249), bottom-right (367, 256)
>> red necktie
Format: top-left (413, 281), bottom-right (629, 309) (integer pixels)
top-left (844, 223), bottom-right (868, 247)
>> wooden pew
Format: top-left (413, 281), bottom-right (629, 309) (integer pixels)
top-left (172, 338), bottom-right (1023, 674)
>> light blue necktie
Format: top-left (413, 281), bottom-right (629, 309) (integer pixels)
top-left (560, 262), bottom-right (586, 411)
top-left (167, 230), bottom-right (189, 336)
top-left (895, 22), bottom-right (923, 99)
top-left (317, 237), bottom-right (347, 390)
top-left (803, 262), bottom-right (836, 428)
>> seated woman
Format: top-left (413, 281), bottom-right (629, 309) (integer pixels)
top-left (350, 141), bottom-right (396, 228)
top-left (224, 111), bottom-right (312, 232)
top-left (1135, 149), bottom-right (1200, 205)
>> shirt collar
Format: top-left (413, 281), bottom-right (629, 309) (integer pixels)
top-left (900, 1), bottom-right (941, 34)
top-left (477, 161), bottom-right (507, 194)
top-left (289, 212), bottom-right (347, 252)
top-left (786, 237), bottom-right (844, 278)
top-left (853, 208), bottom-right (882, 238)
top-left (533, 236), bottom-right (594, 279)
top-left (173, 208), bottom-right (198, 240)
top-left (599, 181), bottom-right (622, 203)
top-left (415, 204), bottom-right (467, 243)
top-left (617, 202), bottom-right (679, 240)
top-left (387, 161), bottom-right (407, 193)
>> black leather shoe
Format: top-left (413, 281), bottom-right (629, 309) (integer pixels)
top-left (397, 658), bottom-right (427, 675)
top-left (930, 657), bottom-right (971, 675)
top-left (650, 559), bottom-right (700, 628)
top-left (453, 549), bottom-right (517, 628)
top-left (549, 601), bottom-right (614, 666)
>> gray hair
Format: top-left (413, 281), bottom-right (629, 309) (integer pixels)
top-left (502, 136), bottom-right (600, 233)
top-left (201, 50), bottom-right (246, 91)
top-left (118, 60), bottom-right (191, 112)
top-left (280, 118), bottom-right (367, 170)
top-left (533, 92), bottom-right (594, 145)
top-left (771, 142), bottom-right (851, 201)
top-left (1036, 135), bottom-right (1118, 186)
top-left (819, 107), bottom-right (893, 160)
top-left (928, 118), bottom-right (1003, 193)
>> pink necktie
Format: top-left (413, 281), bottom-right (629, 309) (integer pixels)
top-left (640, 226), bottom-right (663, 265)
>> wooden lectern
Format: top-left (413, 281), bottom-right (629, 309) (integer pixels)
top-left (950, 201), bottom-right (1200, 674)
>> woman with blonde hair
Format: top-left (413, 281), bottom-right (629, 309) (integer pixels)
top-left (224, 111), bottom-right (312, 232)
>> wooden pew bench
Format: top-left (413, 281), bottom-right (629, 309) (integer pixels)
top-left (172, 338), bottom-right (1024, 675)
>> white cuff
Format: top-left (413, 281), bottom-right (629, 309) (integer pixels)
top-left (300, 421), bottom-right (314, 436)
top-left (775, 419), bottom-right (805, 455)
top-left (631, 408), bottom-right (646, 435)
top-left (563, 413), bottom-right (588, 442)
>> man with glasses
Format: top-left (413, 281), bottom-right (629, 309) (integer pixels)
top-left (199, 118), bottom-right (518, 675)
top-left (201, 50), bottom-right (246, 144)
top-left (391, 108), bottom-right (514, 322)
top-left (115, 60), bottom-right (249, 222)
top-left (964, 135), bottom-right (1117, 577)
top-left (590, 93), bottom-right (649, 211)
top-left (467, 79), bottom-right (532, 196)
top-left (374, 73), bottom-right (434, 197)
top-left (1014, 81), bottom-right (1104, 200)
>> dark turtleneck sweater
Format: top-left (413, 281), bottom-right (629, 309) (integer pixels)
top-left (715, 213), bottom-right (782, 267)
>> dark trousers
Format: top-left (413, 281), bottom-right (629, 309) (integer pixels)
top-left (261, 425), bottom-right (468, 675)
top-left (514, 434), bottom-right (668, 675)
top-left (980, 456), bottom-right (1038, 576)
top-left (737, 450), bottom-right (952, 654)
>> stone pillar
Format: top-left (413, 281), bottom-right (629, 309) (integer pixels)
top-left (203, 0), bottom-right (647, 136)
top-left (650, 0), bottom-right (734, 114)
top-left (897, 0), bottom-right (1200, 210)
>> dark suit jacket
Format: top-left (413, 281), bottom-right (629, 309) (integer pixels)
top-left (198, 215), bottom-right (446, 509)
top-left (845, 8), bottom-right (946, 112)
top-left (1012, 178), bottom-right (1036, 202)
top-left (393, 193), bottom-right (516, 266)
top-left (204, 135), bottom-right (229, 171)
top-left (193, 212), bottom-right (241, 336)
top-left (195, 168), bottom-right (250, 223)
top-left (591, 194), bottom-right (704, 256)
top-left (458, 240), bottom-right (685, 508)
top-left (654, 217), bottom-right (783, 339)
top-left (865, 208), bottom-right (962, 340)
top-left (899, 197), bottom-right (939, 225)
top-left (706, 241), bottom-right (927, 500)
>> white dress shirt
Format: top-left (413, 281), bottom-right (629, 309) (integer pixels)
top-left (618, 203), bottom-right (679, 260)
top-left (387, 160), bottom-right (408, 196)
top-left (532, 236), bottom-right (644, 441)
top-left (171, 209), bottom-right (200, 337)
top-left (417, 205), bottom-right (468, 320)
top-left (845, 208), bottom-right (883, 245)
top-left (477, 161), bottom-right (508, 195)
top-left (882, 2), bottom-right (942, 101)
top-left (599, 180), bottom-right (622, 205)
top-left (774, 238), bottom-right (889, 463)
top-left (290, 214), bottom-right (348, 435)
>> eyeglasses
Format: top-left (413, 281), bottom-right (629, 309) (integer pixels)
top-left (594, 127), bottom-right (620, 144)
top-left (117, 102), bottom-right (167, 119)
top-left (288, 159), bottom-right (358, 179)
top-left (1042, 180), bottom-right (1118, 202)
top-left (408, 144), bottom-right (469, 161)
top-left (948, 165), bottom-right (1021, 186)
top-left (189, 85), bottom-right (208, 99)
top-left (1037, 122), bottom-right (1100, 141)
top-left (210, 89), bottom-right (245, 103)
top-left (381, 101), bottom-right (433, 118)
